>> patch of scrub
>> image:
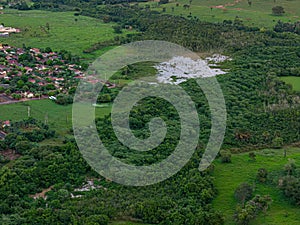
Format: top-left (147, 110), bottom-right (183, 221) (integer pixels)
top-left (154, 54), bottom-right (230, 84)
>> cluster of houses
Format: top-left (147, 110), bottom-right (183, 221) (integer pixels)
top-left (0, 44), bottom-right (87, 100)
top-left (0, 43), bottom-right (117, 103)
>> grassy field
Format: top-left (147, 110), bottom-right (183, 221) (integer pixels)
top-left (280, 76), bottom-right (300, 92)
top-left (212, 147), bottom-right (300, 224)
top-left (0, 9), bottom-right (133, 60)
top-left (0, 99), bottom-right (111, 137)
top-left (144, 0), bottom-right (300, 28)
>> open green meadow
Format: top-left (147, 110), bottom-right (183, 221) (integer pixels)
top-left (0, 99), bottom-right (111, 136)
top-left (212, 147), bottom-right (300, 225)
top-left (144, 0), bottom-right (300, 28)
top-left (0, 9), bottom-right (133, 60)
top-left (280, 76), bottom-right (300, 92)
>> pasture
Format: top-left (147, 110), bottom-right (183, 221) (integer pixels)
top-left (280, 76), bottom-right (300, 92)
top-left (144, 0), bottom-right (300, 28)
top-left (0, 9), bottom-right (133, 60)
top-left (0, 99), bottom-right (111, 137)
top-left (212, 147), bottom-right (300, 224)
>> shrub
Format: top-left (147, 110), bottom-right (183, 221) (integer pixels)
top-left (56, 94), bottom-right (73, 105)
top-left (234, 195), bottom-right (272, 225)
top-left (257, 168), bottom-right (268, 183)
top-left (15, 141), bottom-right (34, 154)
top-left (220, 150), bottom-right (231, 163)
top-left (284, 159), bottom-right (296, 176)
top-left (249, 152), bottom-right (256, 161)
top-left (272, 6), bottom-right (285, 16)
top-left (279, 176), bottom-right (300, 205)
top-left (234, 183), bottom-right (253, 205)
top-left (84, 214), bottom-right (109, 225)
top-left (272, 137), bottom-right (283, 149)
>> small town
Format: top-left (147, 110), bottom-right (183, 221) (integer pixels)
top-left (0, 43), bottom-right (88, 103)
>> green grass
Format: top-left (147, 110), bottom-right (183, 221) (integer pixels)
top-left (212, 148), bottom-right (300, 225)
top-left (142, 0), bottom-right (300, 28)
top-left (280, 76), bottom-right (300, 92)
top-left (0, 9), bottom-right (134, 60)
top-left (0, 99), bottom-right (111, 137)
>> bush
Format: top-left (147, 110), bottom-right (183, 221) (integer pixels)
top-left (84, 214), bottom-right (109, 225)
top-left (220, 150), bottom-right (231, 163)
top-left (272, 137), bottom-right (283, 149)
top-left (249, 152), bottom-right (256, 161)
top-left (112, 25), bottom-right (122, 34)
top-left (257, 168), bottom-right (268, 183)
top-left (56, 94), bottom-right (73, 105)
top-left (279, 176), bottom-right (300, 205)
top-left (234, 195), bottom-right (272, 225)
top-left (234, 183), bottom-right (253, 204)
top-left (284, 159), bottom-right (296, 176)
top-left (272, 6), bottom-right (285, 16)
top-left (15, 141), bottom-right (34, 154)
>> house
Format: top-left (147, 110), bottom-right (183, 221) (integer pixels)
top-left (38, 82), bottom-right (45, 86)
top-left (24, 92), bottom-right (34, 98)
top-left (28, 78), bottom-right (36, 83)
top-left (74, 75), bottom-right (84, 79)
top-left (0, 32), bottom-right (9, 37)
top-left (30, 48), bottom-right (40, 54)
top-left (0, 84), bottom-right (9, 88)
top-left (0, 71), bottom-right (7, 78)
top-left (27, 93), bottom-right (34, 98)
top-left (0, 131), bottom-right (6, 140)
top-left (2, 120), bottom-right (10, 128)
top-left (25, 67), bottom-right (33, 73)
top-left (0, 25), bottom-right (20, 34)
top-left (54, 77), bottom-right (64, 81)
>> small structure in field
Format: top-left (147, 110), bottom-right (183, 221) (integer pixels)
top-left (0, 25), bottom-right (20, 37)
